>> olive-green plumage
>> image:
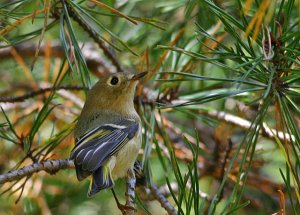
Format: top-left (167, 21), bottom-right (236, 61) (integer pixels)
top-left (70, 71), bottom-right (146, 197)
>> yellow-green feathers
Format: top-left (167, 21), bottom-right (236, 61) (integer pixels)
top-left (70, 119), bottom-right (139, 196)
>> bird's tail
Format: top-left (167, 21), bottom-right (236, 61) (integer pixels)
top-left (87, 166), bottom-right (114, 197)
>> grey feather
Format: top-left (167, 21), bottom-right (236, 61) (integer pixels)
top-left (70, 119), bottom-right (139, 183)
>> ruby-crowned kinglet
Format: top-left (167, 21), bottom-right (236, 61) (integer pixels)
top-left (70, 71), bottom-right (147, 197)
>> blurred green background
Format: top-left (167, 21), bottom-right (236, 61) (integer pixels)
top-left (1, 0), bottom-right (300, 214)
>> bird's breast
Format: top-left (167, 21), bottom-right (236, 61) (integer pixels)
top-left (111, 130), bottom-right (142, 179)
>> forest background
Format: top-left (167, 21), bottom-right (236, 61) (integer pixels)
top-left (0, 0), bottom-right (300, 214)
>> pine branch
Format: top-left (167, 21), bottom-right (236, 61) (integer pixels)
top-left (63, 0), bottom-right (124, 73)
top-left (150, 183), bottom-right (177, 215)
top-left (0, 159), bottom-right (74, 184)
top-left (0, 42), bottom-right (116, 76)
top-left (124, 169), bottom-right (136, 215)
top-left (200, 110), bottom-right (294, 143)
top-left (0, 85), bottom-right (85, 103)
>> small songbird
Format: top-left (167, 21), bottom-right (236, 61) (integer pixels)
top-left (70, 71), bottom-right (147, 197)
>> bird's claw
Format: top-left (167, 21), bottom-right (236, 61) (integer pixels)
top-left (116, 202), bottom-right (136, 214)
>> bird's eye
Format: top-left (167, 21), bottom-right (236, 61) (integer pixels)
top-left (110, 76), bottom-right (119, 85)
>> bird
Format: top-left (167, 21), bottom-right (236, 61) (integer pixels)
top-left (70, 71), bottom-right (147, 197)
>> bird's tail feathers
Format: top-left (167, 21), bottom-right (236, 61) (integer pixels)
top-left (87, 166), bottom-right (114, 197)
top-left (75, 166), bottom-right (91, 181)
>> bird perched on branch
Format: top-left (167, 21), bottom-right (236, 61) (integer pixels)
top-left (70, 71), bottom-right (147, 197)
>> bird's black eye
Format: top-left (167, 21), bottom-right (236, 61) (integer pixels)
top-left (110, 76), bottom-right (119, 85)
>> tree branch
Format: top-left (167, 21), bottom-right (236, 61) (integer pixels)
top-left (150, 183), bottom-right (177, 215)
top-left (124, 169), bottom-right (136, 215)
top-left (0, 85), bottom-right (85, 103)
top-left (200, 110), bottom-right (294, 143)
top-left (0, 42), bottom-right (116, 76)
top-left (0, 159), bottom-right (74, 184)
top-left (63, 1), bottom-right (124, 73)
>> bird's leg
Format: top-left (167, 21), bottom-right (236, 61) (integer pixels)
top-left (125, 168), bottom-right (136, 213)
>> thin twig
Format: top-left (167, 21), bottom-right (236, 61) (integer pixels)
top-left (0, 159), bottom-right (74, 184)
top-left (150, 183), bottom-right (177, 215)
top-left (134, 160), bottom-right (177, 215)
top-left (200, 110), bottom-right (294, 143)
top-left (63, 1), bottom-right (124, 73)
top-left (39, 82), bottom-right (85, 108)
top-left (155, 112), bottom-right (207, 150)
top-left (218, 138), bottom-right (233, 201)
top-left (124, 169), bottom-right (136, 215)
top-left (0, 85), bottom-right (85, 103)
top-left (0, 42), bottom-right (116, 76)
top-left (138, 181), bottom-right (210, 202)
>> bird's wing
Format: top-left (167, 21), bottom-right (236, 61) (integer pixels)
top-left (70, 119), bottom-right (139, 174)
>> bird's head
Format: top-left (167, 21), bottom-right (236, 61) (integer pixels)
top-left (92, 71), bottom-right (147, 98)
top-left (83, 71), bottom-right (147, 116)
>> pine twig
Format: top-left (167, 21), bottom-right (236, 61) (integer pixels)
top-left (150, 183), bottom-right (177, 215)
top-left (63, 0), bottom-right (124, 73)
top-left (133, 161), bottom-right (177, 215)
top-left (200, 110), bottom-right (294, 143)
top-left (0, 42), bottom-right (116, 76)
top-left (218, 138), bottom-right (233, 203)
top-left (0, 159), bottom-right (74, 184)
top-left (0, 85), bottom-right (85, 103)
top-left (124, 169), bottom-right (136, 215)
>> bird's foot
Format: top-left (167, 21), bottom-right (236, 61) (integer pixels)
top-left (116, 202), bottom-right (136, 214)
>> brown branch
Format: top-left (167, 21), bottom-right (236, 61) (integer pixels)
top-left (138, 181), bottom-right (210, 202)
top-left (0, 42), bottom-right (116, 76)
top-left (155, 112), bottom-right (207, 150)
top-left (150, 183), bottom-right (177, 215)
top-left (0, 159), bottom-right (74, 184)
top-left (0, 102), bottom-right (31, 111)
top-left (200, 110), bottom-right (294, 143)
top-left (1, 158), bottom-right (177, 215)
top-left (38, 82), bottom-right (84, 108)
top-left (218, 138), bottom-right (233, 202)
top-left (124, 169), bottom-right (136, 215)
top-left (134, 160), bottom-right (178, 215)
top-left (0, 82), bottom-right (158, 111)
top-left (63, 1), bottom-right (124, 73)
top-left (0, 85), bottom-right (85, 103)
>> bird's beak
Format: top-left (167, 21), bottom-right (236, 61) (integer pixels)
top-left (131, 71), bottom-right (148, 81)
